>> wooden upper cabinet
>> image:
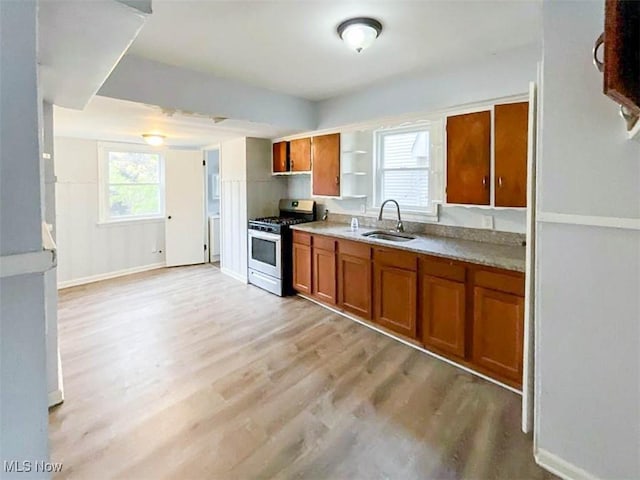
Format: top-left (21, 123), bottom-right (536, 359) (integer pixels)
top-left (603, 0), bottom-right (640, 116)
top-left (312, 133), bottom-right (340, 197)
top-left (472, 287), bottom-right (524, 387)
top-left (337, 241), bottom-right (372, 320)
top-left (312, 238), bottom-right (336, 305)
top-left (272, 141), bottom-right (289, 173)
top-left (290, 138), bottom-right (312, 172)
top-left (446, 111), bottom-right (491, 205)
top-left (494, 102), bottom-right (529, 208)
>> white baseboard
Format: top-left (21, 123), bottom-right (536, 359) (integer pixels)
top-left (57, 263), bottom-right (165, 289)
top-left (209, 255), bottom-right (220, 262)
top-left (535, 448), bottom-right (600, 480)
top-left (48, 389), bottom-right (64, 408)
top-left (220, 267), bottom-right (248, 284)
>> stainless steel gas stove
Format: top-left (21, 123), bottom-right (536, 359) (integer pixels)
top-left (248, 199), bottom-right (315, 296)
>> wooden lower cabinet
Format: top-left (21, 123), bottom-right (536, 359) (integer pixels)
top-left (312, 247), bottom-right (336, 305)
top-left (292, 231), bottom-right (525, 389)
top-left (373, 263), bottom-right (417, 339)
top-left (472, 286), bottom-right (524, 385)
top-left (420, 275), bottom-right (466, 358)
top-left (338, 253), bottom-right (372, 319)
top-left (292, 242), bottom-right (311, 294)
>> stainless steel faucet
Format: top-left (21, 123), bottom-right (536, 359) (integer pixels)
top-left (378, 199), bottom-right (404, 232)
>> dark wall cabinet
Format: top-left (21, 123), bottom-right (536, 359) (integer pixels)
top-left (446, 111), bottom-right (491, 205)
top-left (446, 103), bottom-right (529, 208)
top-left (312, 133), bottom-right (341, 197)
top-left (494, 102), bottom-right (529, 208)
top-left (290, 138), bottom-right (312, 172)
top-left (602, 0), bottom-right (640, 119)
top-left (272, 141), bottom-right (289, 173)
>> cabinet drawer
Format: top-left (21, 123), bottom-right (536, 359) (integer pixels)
top-left (474, 269), bottom-right (524, 296)
top-left (420, 256), bottom-right (466, 282)
top-left (293, 231), bottom-right (311, 246)
top-left (373, 248), bottom-right (417, 271)
top-left (313, 235), bottom-right (336, 252)
top-left (338, 240), bottom-right (371, 259)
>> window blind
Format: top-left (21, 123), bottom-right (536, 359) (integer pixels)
top-left (379, 130), bottom-right (430, 210)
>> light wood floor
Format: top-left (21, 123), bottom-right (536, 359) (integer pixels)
top-left (50, 264), bottom-right (554, 480)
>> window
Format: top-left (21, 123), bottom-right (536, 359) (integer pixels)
top-left (375, 125), bottom-right (432, 212)
top-left (99, 146), bottom-right (164, 222)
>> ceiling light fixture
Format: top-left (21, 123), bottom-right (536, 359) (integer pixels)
top-left (142, 134), bottom-right (165, 146)
top-left (337, 17), bottom-right (383, 53)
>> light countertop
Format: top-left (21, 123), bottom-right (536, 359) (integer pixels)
top-left (291, 222), bottom-right (526, 272)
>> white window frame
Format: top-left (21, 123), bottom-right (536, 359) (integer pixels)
top-left (373, 122), bottom-right (442, 217)
top-left (97, 142), bottom-right (166, 224)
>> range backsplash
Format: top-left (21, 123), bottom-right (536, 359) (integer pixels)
top-left (325, 213), bottom-right (526, 247)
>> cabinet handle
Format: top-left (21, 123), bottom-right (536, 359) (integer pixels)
top-left (291, 159), bottom-right (295, 169)
top-left (482, 176), bottom-right (488, 188)
top-left (335, 176), bottom-right (340, 185)
top-left (620, 105), bottom-right (640, 131)
top-left (593, 32), bottom-right (604, 73)
top-left (498, 176), bottom-right (503, 188)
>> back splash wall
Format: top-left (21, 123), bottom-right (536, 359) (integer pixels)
top-left (286, 175), bottom-right (526, 234)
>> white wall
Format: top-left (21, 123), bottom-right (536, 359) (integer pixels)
top-left (220, 138), bottom-right (249, 281)
top-left (42, 101), bottom-right (63, 406)
top-left (219, 137), bottom-right (286, 282)
top-left (535, 2), bottom-right (640, 479)
top-left (54, 137), bottom-right (166, 287)
top-left (0, 1), bottom-right (50, 474)
top-left (316, 44), bottom-right (540, 130)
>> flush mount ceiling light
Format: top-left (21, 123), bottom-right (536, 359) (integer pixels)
top-left (337, 17), bottom-right (383, 53)
top-left (142, 134), bottom-right (165, 146)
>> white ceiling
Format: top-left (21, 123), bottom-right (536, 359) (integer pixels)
top-left (128, 0), bottom-right (542, 101)
top-left (54, 96), bottom-right (295, 147)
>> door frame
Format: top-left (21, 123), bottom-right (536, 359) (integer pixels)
top-left (522, 78), bottom-right (539, 434)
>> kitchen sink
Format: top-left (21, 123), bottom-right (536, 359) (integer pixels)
top-left (362, 230), bottom-right (416, 242)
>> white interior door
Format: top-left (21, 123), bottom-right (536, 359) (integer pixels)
top-left (165, 150), bottom-right (205, 267)
top-left (522, 79), bottom-right (538, 433)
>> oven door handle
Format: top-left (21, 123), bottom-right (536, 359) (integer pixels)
top-left (248, 230), bottom-right (281, 242)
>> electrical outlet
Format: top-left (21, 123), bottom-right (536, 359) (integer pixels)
top-left (482, 215), bottom-right (494, 230)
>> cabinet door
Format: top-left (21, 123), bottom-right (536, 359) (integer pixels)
top-left (313, 248), bottom-right (336, 304)
top-left (312, 133), bottom-right (340, 196)
top-left (338, 254), bottom-right (372, 319)
top-left (373, 263), bottom-right (417, 338)
top-left (495, 102), bottom-right (528, 207)
top-left (446, 111), bottom-right (491, 205)
top-left (420, 275), bottom-right (466, 358)
top-left (273, 141), bottom-right (289, 173)
top-left (604, 0), bottom-right (640, 116)
top-left (292, 243), bottom-right (311, 294)
top-left (290, 138), bottom-right (311, 172)
top-left (473, 287), bottom-right (524, 386)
